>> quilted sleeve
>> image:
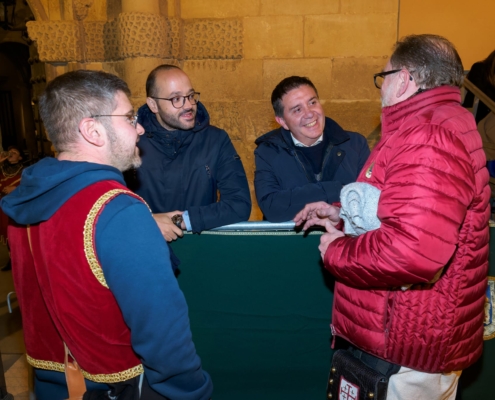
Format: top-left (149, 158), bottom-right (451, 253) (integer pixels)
top-left (324, 123), bottom-right (476, 288)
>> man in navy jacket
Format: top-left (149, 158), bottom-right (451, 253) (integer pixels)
top-left (127, 65), bottom-right (251, 239)
top-left (254, 76), bottom-right (370, 222)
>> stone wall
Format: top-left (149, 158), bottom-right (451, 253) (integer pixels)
top-left (25, 0), bottom-right (399, 220)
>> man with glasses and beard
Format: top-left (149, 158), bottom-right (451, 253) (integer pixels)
top-left (1, 70), bottom-right (212, 400)
top-left (295, 35), bottom-right (490, 399)
top-left (127, 65), bottom-right (251, 241)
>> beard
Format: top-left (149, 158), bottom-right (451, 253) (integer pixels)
top-left (157, 105), bottom-right (197, 131)
top-left (105, 123), bottom-right (142, 172)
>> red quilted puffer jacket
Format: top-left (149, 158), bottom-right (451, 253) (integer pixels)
top-left (325, 86), bottom-right (490, 373)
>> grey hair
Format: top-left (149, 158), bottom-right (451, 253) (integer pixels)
top-left (390, 34), bottom-right (464, 89)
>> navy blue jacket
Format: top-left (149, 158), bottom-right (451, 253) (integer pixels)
top-left (254, 117), bottom-right (370, 222)
top-left (129, 103), bottom-right (251, 232)
top-left (1, 158), bottom-right (213, 400)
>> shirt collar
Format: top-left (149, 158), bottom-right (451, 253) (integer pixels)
top-left (290, 133), bottom-right (324, 147)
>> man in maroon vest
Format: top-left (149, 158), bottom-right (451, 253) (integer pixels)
top-left (1, 70), bottom-right (212, 400)
top-left (295, 35), bottom-right (490, 399)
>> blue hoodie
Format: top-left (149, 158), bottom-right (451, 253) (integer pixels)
top-left (1, 158), bottom-right (213, 400)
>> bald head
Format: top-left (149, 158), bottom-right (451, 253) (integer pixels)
top-left (146, 64), bottom-right (182, 97)
top-left (145, 66), bottom-right (198, 131)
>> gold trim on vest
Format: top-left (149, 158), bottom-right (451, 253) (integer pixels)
top-left (83, 189), bottom-right (149, 288)
top-left (26, 354), bottom-right (144, 383)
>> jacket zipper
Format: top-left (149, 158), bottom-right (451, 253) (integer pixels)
top-left (383, 291), bottom-right (396, 359)
top-left (321, 144), bottom-right (334, 174)
top-left (293, 152), bottom-right (313, 182)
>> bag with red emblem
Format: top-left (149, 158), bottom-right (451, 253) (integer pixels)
top-left (326, 348), bottom-right (400, 400)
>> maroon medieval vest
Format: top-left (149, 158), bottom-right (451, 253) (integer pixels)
top-left (9, 180), bottom-right (146, 383)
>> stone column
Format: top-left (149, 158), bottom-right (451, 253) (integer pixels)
top-left (122, 0), bottom-right (159, 14)
top-left (121, 0), bottom-right (165, 105)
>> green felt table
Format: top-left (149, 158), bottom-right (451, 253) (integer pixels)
top-left (170, 227), bottom-right (494, 400)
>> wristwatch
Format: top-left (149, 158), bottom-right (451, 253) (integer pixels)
top-left (171, 214), bottom-right (183, 229)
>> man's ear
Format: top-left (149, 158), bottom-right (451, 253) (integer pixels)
top-left (396, 70), bottom-right (415, 99)
top-left (147, 97), bottom-right (159, 113)
top-left (275, 116), bottom-right (289, 131)
top-left (78, 117), bottom-right (105, 147)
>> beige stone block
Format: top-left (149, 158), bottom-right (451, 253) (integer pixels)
top-left (304, 14), bottom-right (397, 58)
top-left (87, 0), bottom-right (107, 21)
top-left (250, 204), bottom-right (263, 221)
top-left (47, 0), bottom-right (62, 21)
top-left (181, 0), bottom-right (260, 19)
top-left (322, 100), bottom-right (381, 143)
top-left (261, 0), bottom-right (339, 16)
top-left (85, 62), bottom-right (103, 71)
top-left (160, 0), bottom-right (170, 17)
top-left (330, 57), bottom-right (387, 100)
top-left (122, 0), bottom-right (160, 14)
top-left (263, 58), bottom-right (333, 100)
top-left (204, 100), bottom-right (278, 221)
top-left (29, 0), bottom-right (49, 21)
top-left (102, 61), bottom-right (126, 81)
top-left (67, 61), bottom-right (88, 72)
top-left (341, 0), bottom-right (398, 14)
top-left (124, 57), bottom-right (165, 99)
top-left (183, 60), bottom-right (264, 101)
top-left (244, 16), bottom-right (303, 59)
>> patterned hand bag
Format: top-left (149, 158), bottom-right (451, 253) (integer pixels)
top-left (326, 348), bottom-right (400, 400)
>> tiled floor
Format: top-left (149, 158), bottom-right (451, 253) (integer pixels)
top-left (0, 243), bottom-right (32, 398)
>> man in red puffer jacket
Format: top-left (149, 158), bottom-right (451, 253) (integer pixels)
top-left (295, 34), bottom-right (490, 400)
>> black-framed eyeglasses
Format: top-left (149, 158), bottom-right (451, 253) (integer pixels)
top-left (373, 69), bottom-right (402, 89)
top-left (151, 92), bottom-right (201, 109)
top-left (91, 114), bottom-right (139, 128)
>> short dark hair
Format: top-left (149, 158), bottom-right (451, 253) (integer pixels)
top-left (390, 34), bottom-right (464, 89)
top-left (39, 70), bottom-right (130, 152)
top-left (271, 76), bottom-right (319, 117)
top-left (146, 64), bottom-right (182, 97)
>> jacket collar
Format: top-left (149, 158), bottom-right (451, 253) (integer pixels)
top-left (381, 85), bottom-right (462, 139)
top-left (256, 117), bottom-right (350, 149)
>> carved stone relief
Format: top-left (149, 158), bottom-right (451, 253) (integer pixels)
top-left (118, 12), bottom-right (168, 58)
top-left (103, 19), bottom-right (120, 61)
top-left (27, 21), bottom-right (82, 62)
top-left (84, 21), bottom-right (106, 61)
top-left (27, 12), bottom-right (243, 63)
top-left (183, 19), bottom-right (242, 59)
top-left (166, 18), bottom-right (181, 59)
top-left (73, 0), bottom-right (94, 21)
